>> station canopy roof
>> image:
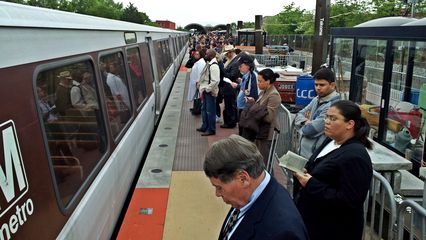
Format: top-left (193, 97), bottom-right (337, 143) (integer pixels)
top-left (354, 16), bottom-right (417, 27)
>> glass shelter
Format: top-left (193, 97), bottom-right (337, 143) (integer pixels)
top-left (330, 17), bottom-right (426, 174)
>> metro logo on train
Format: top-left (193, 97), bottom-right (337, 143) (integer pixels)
top-left (0, 120), bottom-right (34, 240)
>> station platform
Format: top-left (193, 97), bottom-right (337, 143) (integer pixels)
top-left (116, 61), bottom-right (239, 240)
top-left (116, 54), bottom-right (292, 240)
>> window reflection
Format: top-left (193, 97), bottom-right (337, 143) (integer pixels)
top-left (127, 48), bottom-right (147, 107)
top-left (36, 60), bottom-right (107, 206)
top-left (99, 52), bottom-right (132, 138)
top-left (333, 38), bottom-right (354, 99)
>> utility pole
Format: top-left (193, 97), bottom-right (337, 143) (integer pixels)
top-left (408, 0), bottom-right (416, 17)
top-left (255, 15), bottom-right (263, 54)
top-left (311, 0), bottom-right (330, 74)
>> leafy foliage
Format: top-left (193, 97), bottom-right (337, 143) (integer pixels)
top-left (242, 22), bottom-right (255, 29)
top-left (264, 3), bottom-right (308, 35)
top-left (121, 2), bottom-right (151, 24)
top-left (263, 0), bottom-right (426, 35)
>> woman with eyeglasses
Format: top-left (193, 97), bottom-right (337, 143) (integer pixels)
top-left (294, 100), bottom-right (373, 240)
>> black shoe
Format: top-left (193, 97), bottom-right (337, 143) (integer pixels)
top-left (189, 108), bottom-right (194, 112)
top-left (220, 124), bottom-right (235, 129)
top-left (196, 128), bottom-right (206, 132)
top-left (201, 132), bottom-right (215, 136)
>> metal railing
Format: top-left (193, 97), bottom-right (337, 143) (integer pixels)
top-left (364, 170), bottom-right (398, 240)
top-left (251, 54), bottom-right (313, 69)
top-left (271, 104), bottom-right (294, 195)
top-left (396, 200), bottom-right (426, 240)
top-left (276, 104), bottom-right (292, 158)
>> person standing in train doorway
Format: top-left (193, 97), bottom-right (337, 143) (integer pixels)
top-left (294, 67), bottom-right (341, 159)
top-left (204, 134), bottom-right (309, 240)
top-left (294, 100), bottom-right (373, 240)
top-left (196, 49), bottom-right (220, 136)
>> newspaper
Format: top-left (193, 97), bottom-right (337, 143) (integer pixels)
top-left (278, 151), bottom-right (308, 174)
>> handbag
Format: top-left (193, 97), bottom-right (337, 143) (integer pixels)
top-left (191, 90), bottom-right (202, 115)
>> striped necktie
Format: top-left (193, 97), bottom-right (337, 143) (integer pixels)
top-left (222, 208), bottom-right (240, 240)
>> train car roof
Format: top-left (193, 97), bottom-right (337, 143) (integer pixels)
top-left (0, 1), bottom-right (178, 34)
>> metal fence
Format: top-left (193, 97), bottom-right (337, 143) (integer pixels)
top-left (268, 104), bottom-right (294, 195)
top-left (396, 200), bottom-right (426, 240)
top-left (364, 171), bottom-right (426, 240)
top-left (266, 34), bottom-right (316, 53)
top-left (364, 170), bottom-right (398, 240)
top-left (276, 104), bottom-right (292, 158)
top-left (251, 54), bottom-right (313, 69)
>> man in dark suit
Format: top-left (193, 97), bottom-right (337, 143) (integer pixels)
top-left (220, 45), bottom-right (240, 128)
top-left (203, 134), bottom-right (308, 240)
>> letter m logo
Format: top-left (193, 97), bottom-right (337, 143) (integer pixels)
top-left (0, 120), bottom-right (28, 218)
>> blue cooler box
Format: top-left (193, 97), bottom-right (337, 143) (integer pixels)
top-left (295, 75), bottom-right (316, 106)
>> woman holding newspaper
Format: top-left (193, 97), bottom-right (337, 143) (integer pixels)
top-left (293, 100), bottom-right (373, 240)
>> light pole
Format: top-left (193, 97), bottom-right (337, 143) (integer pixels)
top-left (408, 0), bottom-right (416, 17)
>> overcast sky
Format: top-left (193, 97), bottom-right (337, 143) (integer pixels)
top-left (118, 0), bottom-right (321, 27)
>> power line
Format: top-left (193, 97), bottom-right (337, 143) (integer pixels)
top-left (263, 11), bottom-right (358, 26)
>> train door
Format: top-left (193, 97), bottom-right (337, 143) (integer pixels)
top-left (146, 37), bottom-right (161, 124)
top-left (169, 35), bottom-right (178, 74)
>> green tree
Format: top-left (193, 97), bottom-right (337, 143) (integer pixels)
top-left (330, 0), bottom-right (373, 28)
top-left (4, 0), bottom-right (26, 4)
top-left (121, 3), bottom-right (151, 24)
top-left (264, 3), bottom-right (308, 35)
top-left (64, 0), bottom-right (123, 20)
top-left (242, 22), bottom-right (255, 29)
top-left (26, 0), bottom-right (60, 9)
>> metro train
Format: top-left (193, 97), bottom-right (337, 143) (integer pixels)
top-left (0, 2), bottom-right (188, 239)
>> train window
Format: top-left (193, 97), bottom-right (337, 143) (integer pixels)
top-left (36, 60), bottom-right (107, 207)
top-left (124, 32), bottom-right (137, 44)
top-left (126, 47), bottom-right (147, 108)
top-left (154, 39), bottom-right (173, 80)
top-left (163, 40), bottom-right (172, 64)
top-left (173, 38), bottom-right (178, 58)
top-left (140, 43), bottom-right (154, 96)
top-left (154, 40), bottom-right (166, 79)
top-left (99, 52), bottom-right (132, 139)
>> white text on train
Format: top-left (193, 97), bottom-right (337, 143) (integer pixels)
top-left (0, 198), bottom-right (34, 240)
top-left (0, 121), bottom-right (34, 240)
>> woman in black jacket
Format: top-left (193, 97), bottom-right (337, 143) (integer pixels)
top-left (294, 100), bottom-right (373, 240)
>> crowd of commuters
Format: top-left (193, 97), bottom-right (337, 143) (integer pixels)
top-left (185, 37), bottom-right (375, 239)
top-left (204, 100), bottom-right (374, 240)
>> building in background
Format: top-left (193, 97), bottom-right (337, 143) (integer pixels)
top-left (156, 20), bottom-right (176, 30)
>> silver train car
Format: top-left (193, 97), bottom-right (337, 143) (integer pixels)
top-left (0, 2), bottom-right (188, 239)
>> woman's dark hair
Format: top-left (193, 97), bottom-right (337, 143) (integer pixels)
top-left (331, 100), bottom-right (372, 149)
top-left (258, 68), bottom-right (280, 84)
